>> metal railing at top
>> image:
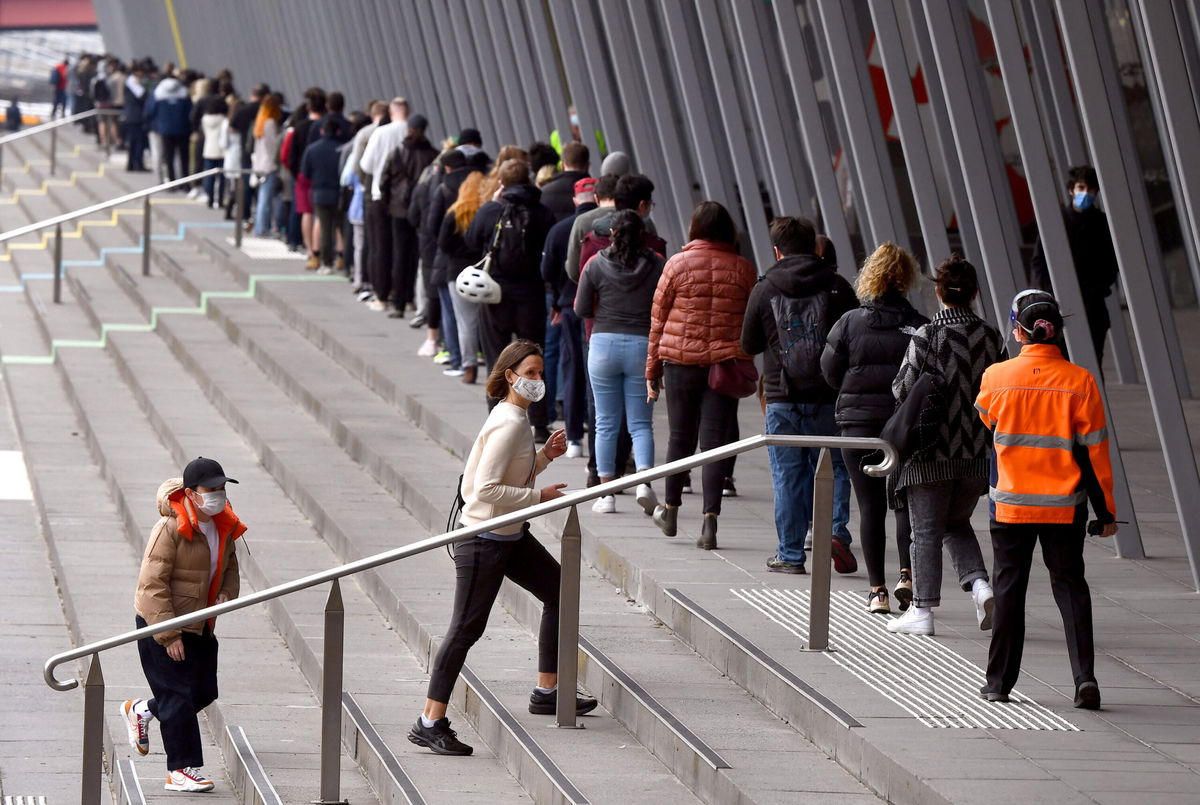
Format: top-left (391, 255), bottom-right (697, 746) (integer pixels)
top-left (0, 107), bottom-right (121, 178)
top-left (44, 433), bottom-right (896, 805)
top-left (0, 167), bottom-right (251, 303)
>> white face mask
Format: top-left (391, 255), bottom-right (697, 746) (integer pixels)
top-left (194, 490), bottom-right (227, 516)
top-left (509, 375), bottom-right (546, 403)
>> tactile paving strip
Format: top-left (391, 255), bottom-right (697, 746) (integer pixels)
top-left (733, 588), bottom-right (1079, 730)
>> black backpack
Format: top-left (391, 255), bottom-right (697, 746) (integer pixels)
top-left (490, 201), bottom-right (530, 276)
top-left (92, 76), bottom-right (110, 104)
top-left (769, 289), bottom-right (831, 395)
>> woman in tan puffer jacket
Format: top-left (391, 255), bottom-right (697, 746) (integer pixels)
top-left (645, 201), bottom-right (756, 549)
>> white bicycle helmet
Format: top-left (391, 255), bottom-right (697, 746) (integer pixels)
top-left (455, 257), bottom-right (502, 305)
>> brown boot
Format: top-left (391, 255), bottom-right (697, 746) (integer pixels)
top-left (304, 254), bottom-right (319, 270)
top-left (461, 366), bottom-right (477, 384)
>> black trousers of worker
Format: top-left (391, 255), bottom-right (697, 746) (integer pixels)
top-left (985, 508), bottom-right (1096, 695)
top-left (136, 615), bottom-right (219, 770)
top-left (426, 528), bottom-right (560, 703)
top-left (367, 199), bottom-right (393, 304)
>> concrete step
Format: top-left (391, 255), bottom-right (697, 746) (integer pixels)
top-left (0, 268), bottom-right (379, 804)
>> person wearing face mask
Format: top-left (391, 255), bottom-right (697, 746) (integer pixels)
top-left (410, 340), bottom-right (596, 756)
top-left (122, 457), bottom-right (245, 792)
top-left (1029, 165), bottom-right (1120, 366)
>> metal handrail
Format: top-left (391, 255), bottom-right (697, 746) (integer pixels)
top-left (1, 167), bottom-right (250, 302)
top-left (44, 433), bottom-right (895, 691)
top-left (0, 108), bottom-right (121, 177)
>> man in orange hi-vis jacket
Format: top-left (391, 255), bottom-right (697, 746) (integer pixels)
top-left (975, 290), bottom-right (1117, 711)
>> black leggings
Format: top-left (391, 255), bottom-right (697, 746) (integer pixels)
top-left (160, 134), bottom-right (189, 183)
top-left (427, 528), bottom-right (560, 703)
top-left (841, 423), bottom-right (911, 588)
top-left (663, 363), bottom-right (739, 514)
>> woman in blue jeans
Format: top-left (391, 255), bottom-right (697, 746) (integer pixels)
top-left (575, 210), bottom-right (664, 515)
top-left (250, 93), bottom-right (283, 237)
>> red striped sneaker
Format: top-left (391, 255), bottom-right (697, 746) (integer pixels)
top-left (119, 699), bottom-right (150, 755)
top-left (165, 767), bottom-right (214, 792)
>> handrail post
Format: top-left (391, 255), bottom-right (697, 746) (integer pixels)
top-left (234, 173), bottom-right (245, 248)
top-left (556, 505), bottom-right (584, 728)
top-left (142, 194), bottom-right (152, 276)
top-left (0, 142), bottom-right (5, 182)
top-left (81, 654), bottom-right (105, 805)
top-left (52, 223), bottom-right (63, 304)
top-left (319, 579), bottom-right (346, 804)
top-left (806, 448), bottom-right (834, 651)
top-left (49, 125), bottom-right (57, 176)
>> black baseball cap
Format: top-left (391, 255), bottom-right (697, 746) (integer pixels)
top-left (183, 457), bottom-right (239, 490)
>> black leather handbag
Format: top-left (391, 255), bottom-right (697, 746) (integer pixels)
top-left (881, 327), bottom-right (944, 462)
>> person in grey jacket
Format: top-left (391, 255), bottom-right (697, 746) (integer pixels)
top-left (575, 210), bottom-right (664, 516)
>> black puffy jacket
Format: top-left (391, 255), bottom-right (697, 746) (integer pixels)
top-left (821, 291), bottom-right (928, 426)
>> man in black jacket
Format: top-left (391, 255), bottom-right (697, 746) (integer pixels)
top-left (741, 217), bottom-right (858, 575)
top-left (1029, 165), bottom-right (1120, 366)
top-left (467, 158), bottom-right (556, 437)
top-left (539, 142), bottom-right (591, 223)
top-left (378, 114), bottom-right (438, 325)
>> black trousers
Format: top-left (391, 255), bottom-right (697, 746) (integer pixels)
top-left (366, 200), bottom-right (393, 303)
top-left (480, 292), bottom-right (549, 427)
top-left (559, 309), bottom-right (588, 442)
top-left (662, 362), bottom-right (738, 514)
top-left (135, 615), bottom-right (219, 770)
top-left (986, 509), bottom-right (1096, 694)
top-left (391, 217), bottom-right (419, 309)
top-left (160, 134), bottom-right (189, 183)
top-left (427, 529), bottom-right (560, 703)
top-left (126, 126), bottom-right (147, 171)
top-left (842, 423), bottom-right (912, 587)
top-left (315, 203), bottom-right (344, 267)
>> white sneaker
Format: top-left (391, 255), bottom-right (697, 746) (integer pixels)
top-left (972, 582), bottom-right (995, 631)
top-left (565, 441), bottom-right (583, 459)
top-left (366, 299), bottom-right (386, 312)
top-left (165, 767), bottom-right (214, 792)
top-left (417, 338), bottom-right (438, 358)
top-left (186, 187), bottom-right (202, 200)
top-left (119, 699), bottom-right (150, 755)
top-left (443, 367), bottom-right (465, 377)
top-left (357, 289), bottom-right (375, 302)
top-left (316, 266), bottom-right (333, 275)
top-left (591, 495), bottom-right (616, 514)
top-left (886, 606), bottom-right (935, 635)
top-left (635, 483), bottom-right (658, 516)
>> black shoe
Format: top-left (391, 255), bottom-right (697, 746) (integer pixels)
top-left (407, 717), bottom-right (473, 756)
top-left (1074, 681), bottom-right (1101, 710)
top-left (387, 308), bottom-right (405, 318)
top-left (532, 425), bottom-right (553, 444)
top-left (697, 513), bottom-right (717, 550)
top-left (722, 477), bottom-right (737, 497)
top-left (978, 687), bottom-right (1010, 703)
top-left (528, 688), bottom-right (598, 716)
top-left (831, 539), bottom-right (858, 574)
top-left (766, 555), bottom-right (806, 574)
top-left (652, 505), bottom-right (678, 537)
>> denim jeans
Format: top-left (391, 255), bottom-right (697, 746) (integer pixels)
top-left (544, 292), bottom-right (561, 412)
top-left (588, 332), bottom-right (655, 477)
top-left (765, 402), bottom-right (852, 566)
top-left (448, 282), bottom-right (480, 368)
top-left (907, 478), bottom-right (989, 608)
top-left (437, 282), bottom-right (461, 368)
top-left (253, 172), bottom-right (277, 236)
top-left (202, 157), bottom-right (225, 206)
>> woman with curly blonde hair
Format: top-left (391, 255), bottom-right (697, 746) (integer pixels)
top-left (821, 242), bottom-right (928, 613)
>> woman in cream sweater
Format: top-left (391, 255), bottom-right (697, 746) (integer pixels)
top-left (409, 340), bottom-right (598, 756)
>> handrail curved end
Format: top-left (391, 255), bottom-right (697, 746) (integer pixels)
top-left (45, 657), bottom-right (80, 692)
top-left (863, 442), bottom-right (898, 478)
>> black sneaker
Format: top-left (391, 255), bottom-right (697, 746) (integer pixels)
top-left (528, 688), bottom-right (598, 716)
top-left (978, 687), bottom-right (1010, 703)
top-left (407, 717), bottom-right (473, 756)
top-left (766, 555), bottom-right (806, 574)
top-left (1074, 681), bottom-right (1101, 710)
top-left (722, 477), bottom-right (737, 497)
top-left (831, 540), bottom-right (858, 574)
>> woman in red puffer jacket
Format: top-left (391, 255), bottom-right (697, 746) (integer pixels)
top-left (645, 201), bottom-right (756, 549)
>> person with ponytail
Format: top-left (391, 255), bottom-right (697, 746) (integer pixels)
top-left (574, 209), bottom-right (665, 515)
top-left (975, 290), bottom-right (1116, 710)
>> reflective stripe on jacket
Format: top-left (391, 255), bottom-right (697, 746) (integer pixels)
top-left (975, 343), bottom-right (1115, 525)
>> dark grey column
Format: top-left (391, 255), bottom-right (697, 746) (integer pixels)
top-left (447, 0), bottom-right (499, 142)
top-left (481, 0), bottom-right (534, 145)
top-left (693, 0), bottom-right (773, 270)
top-left (984, 0), bottom-right (1143, 559)
top-left (1024, 0), bottom-right (1087, 165)
top-left (503, 2), bottom-right (551, 141)
top-left (1056, 0), bottom-right (1200, 588)
top-left (430, 0), bottom-right (472, 131)
top-left (463, 0), bottom-right (517, 145)
top-left (526, 0), bottom-right (576, 148)
top-left (394, 1), bottom-right (440, 126)
top-left (770, 1), bottom-right (854, 274)
top-left (547, 0), bottom-right (605, 159)
top-left (571, 0), bottom-right (629, 155)
top-left (411, 0), bottom-right (458, 137)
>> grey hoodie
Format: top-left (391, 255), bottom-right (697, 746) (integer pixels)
top-left (574, 247), bottom-right (664, 336)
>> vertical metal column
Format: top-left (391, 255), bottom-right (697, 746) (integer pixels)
top-left (525, 0), bottom-right (576, 148)
top-left (52, 224), bottom-right (63, 304)
top-left (430, 0), bottom-right (473, 130)
top-left (547, 0), bottom-right (605, 159)
top-left (464, 0), bottom-right (518, 146)
top-left (812, 0), bottom-right (911, 253)
top-left (1056, 0), bottom-right (1200, 589)
top-left (985, 0), bottom-right (1143, 559)
top-left (142, 195), bottom-right (152, 277)
top-left (81, 655), bottom-right (105, 805)
top-left (319, 580), bottom-right (345, 803)
top-left (806, 450), bottom-right (834, 652)
top-left (49, 125), bottom-right (58, 177)
top-left (1025, 0), bottom-right (1088, 165)
top-left (573, 0), bottom-right (631, 156)
top-left (447, 0), bottom-right (500, 143)
top-left (693, 0), bottom-right (774, 270)
top-left (234, 174), bottom-right (244, 249)
top-left (481, 0), bottom-right (534, 145)
top-left (502, 2), bottom-right (551, 140)
top-left (556, 506), bottom-right (583, 728)
top-left (770, 1), bottom-right (855, 274)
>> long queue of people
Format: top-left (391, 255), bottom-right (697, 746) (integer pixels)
top-left (110, 64), bottom-right (1119, 776)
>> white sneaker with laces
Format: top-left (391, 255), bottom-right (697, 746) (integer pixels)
top-left (366, 299), bottom-right (386, 312)
top-left (443, 367), bottom-right (466, 377)
top-left (972, 581), bottom-right (995, 631)
top-left (417, 339), bottom-right (438, 358)
top-left (565, 441), bottom-right (583, 459)
top-left (165, 767), bottom-right (214, 792)
top-left (591, 495), bottom-right (616, 514)
top-left (635, 483), bottom-right (658, 516)
top-left (886, 606), bottom-right (935, 635)
top-left (119, 699), bottom-right (150, 755)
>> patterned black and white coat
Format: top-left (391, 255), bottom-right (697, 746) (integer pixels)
top-left (890, 306), bottom-right (1005, 493)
